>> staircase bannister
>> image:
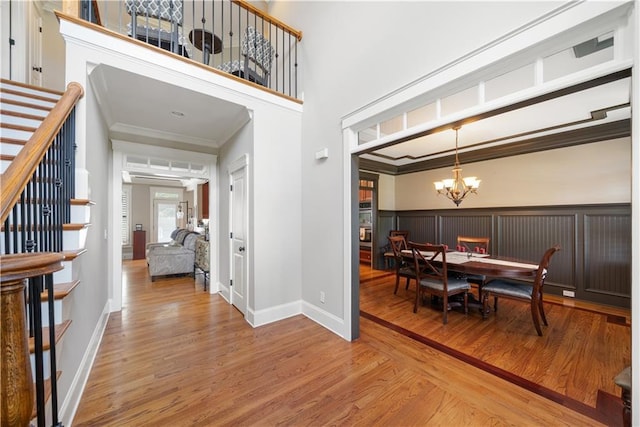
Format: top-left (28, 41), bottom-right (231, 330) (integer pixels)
top-left (0, 82), bottom-right (84, 225)
top-left (232, 0), bottom-right (303, 41)
top-left (72, 1), bottom-right (303, 100)
top-left (0, 253), bottom-right (64, 427)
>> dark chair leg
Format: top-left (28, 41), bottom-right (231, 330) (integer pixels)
top-left (530, 299), bottom-right (543, 336)
top-left (405, 277), bottom-right (410, 290)
top-left (463, 292), bottom-right (468, 315)
top-left (394, 274), bottom-right (400, 294)
top-left (538, 297), bottom-right (548, 326)
top-left (413, 286), bottom-right (420, 313)
top-left (481, 292), bottom-right (490, 319)
top-left (442, 294), bottom-right (448, 324)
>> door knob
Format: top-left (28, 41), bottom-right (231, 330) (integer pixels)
top-left (238, 246), bottom-right (245, 252)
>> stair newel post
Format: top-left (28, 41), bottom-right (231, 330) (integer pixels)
top-left (0, 277), bottom-right (35, 426)
top-left (0, 253), bottom-right (64, 427)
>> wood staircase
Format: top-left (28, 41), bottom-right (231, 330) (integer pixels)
top-left (1, 78), bottom-right (86, 426)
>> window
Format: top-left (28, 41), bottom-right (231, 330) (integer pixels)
top-left (122, 185), bottom-right (132, 245)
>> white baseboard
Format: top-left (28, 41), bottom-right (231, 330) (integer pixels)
top-left (60, 300), bottom-right (110, 426)
top-left (218, 281), bottom-right (230, 302)
top-left (247, 300), bottom-right (302, 327)
top-left (302, 301), bottom-right (347, 340)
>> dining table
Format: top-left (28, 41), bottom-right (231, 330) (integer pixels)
top-left (401, 249), bottom-right (539, 312)
top-left (401, 249), bottom-right (539, 279)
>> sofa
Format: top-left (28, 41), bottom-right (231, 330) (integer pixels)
top-left (146, 228), bottom-right (202, 281)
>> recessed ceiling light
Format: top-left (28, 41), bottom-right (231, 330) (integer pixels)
top-left (171, 111), bottom-right (185, 117)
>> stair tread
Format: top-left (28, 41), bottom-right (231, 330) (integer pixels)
top-left (40, 280), bottom-right (80, 300)
top-left (62, 248), bottom-right (87, 261)
top-left (1, 223), bottom-right (91, 232)
top-left (70, 198), bottom-right (96, 206)
top-left (1, 122), bottom-right (37, 132)
top-left (0, 97), bottom-right (54, 112)
top-left (63, 223), bottom-right (92, 231)
top-left (1, 78), bottom-right (65, 96)
top-left (31, 371), bottom-right (62, 420)
top-left (0, 137), bottom-right (28, 145)
top-left (1, 109), bottom-right (47, 121)
top-left (0, 88), bottom-right (61, 105)
top-left (28, 319), bottom-right (72, 353)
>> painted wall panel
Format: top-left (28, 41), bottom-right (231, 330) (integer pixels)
top-left (394, 204), bottom-right (630, 308)
top-left (584, 214), bottom-right (632, 296)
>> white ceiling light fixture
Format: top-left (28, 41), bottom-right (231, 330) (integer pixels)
top-left (433, 126), bottom-right (480, 207)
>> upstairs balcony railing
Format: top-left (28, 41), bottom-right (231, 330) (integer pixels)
top-left (81, 0), bottom-right (303, 101)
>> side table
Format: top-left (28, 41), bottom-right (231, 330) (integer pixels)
top-left (189, 29), bottom-right (222, 65)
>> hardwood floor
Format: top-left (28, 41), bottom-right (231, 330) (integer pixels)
top-left (360, 264), bottom-right (630, 425)
top-left (72, 260), bottom-right (628, 426)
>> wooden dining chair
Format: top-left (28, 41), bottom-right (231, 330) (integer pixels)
top-left (383, 230), bottom-right (411, 268)
top-left (409, 242), bottom-right (471, 324)
top-left (390, 230), bottom-right (410, 240)
top-left (388, 235), bottom-right (416, 294)
top-left (457, 236), bottom-right (490, 299)
top-left (481, 245), bottom-right (561, 336)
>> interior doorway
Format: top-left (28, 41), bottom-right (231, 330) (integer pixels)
top-left (229, 155), bottom-right (248, 316)
top-left (149, 187), bottom-right (182, 243)
top-left (153, 200), bottom-right (178, 242)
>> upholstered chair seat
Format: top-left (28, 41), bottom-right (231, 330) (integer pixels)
top-left (480, 279), bottom-right (533, 299)
top-left (481, 245), bottom-right (560, 336)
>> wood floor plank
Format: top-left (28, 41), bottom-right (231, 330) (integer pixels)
top-left (71, 260), bottom-right (621, 426)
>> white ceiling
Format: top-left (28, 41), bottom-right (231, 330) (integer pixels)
top-left (89, 64), bottom-right (250, 185)
top-left (90, 64), bottom-right (249, 152)
top-left (361, 76), bottom-right (631, 171)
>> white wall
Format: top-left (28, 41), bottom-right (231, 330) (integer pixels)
top-left (41, 10), bottom-right (66, 90)
top-left (218, 103), bottom-right (303, 326)
top-left (218, 120), bottom-right (254, 304)
top-left (252, 106), bottom-right (302, 312)
top-left (57, 56), bottom-right (112, 424)
top-left (0, 0), bottom-right (10, 79)
top-left (394, 138), bottom-right (631, 210)
top-left (269, 0), bottom-right (567, 337)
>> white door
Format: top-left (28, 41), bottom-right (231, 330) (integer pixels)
top-left (154, 200), bottom-right (178, 242)
top-left (29, 13), bottom-right (42, 86)
top-left (230, 157), bottom-right (248, 315)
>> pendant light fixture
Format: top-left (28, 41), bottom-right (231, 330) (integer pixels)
top-left (433, 126), bottom-right (480, 206)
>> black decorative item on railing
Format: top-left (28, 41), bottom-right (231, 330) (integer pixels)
top-left (82, 0), bottom-right (301, 100)
top-left (2, 108), bottom-right (76, 255)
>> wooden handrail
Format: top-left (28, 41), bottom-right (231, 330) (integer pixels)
top-left (0, 82), bottom-right (84, 224)
top-left (232, 0), bottom-right (303, 41)
top-left (0, 252), bottom-right (65, 285)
